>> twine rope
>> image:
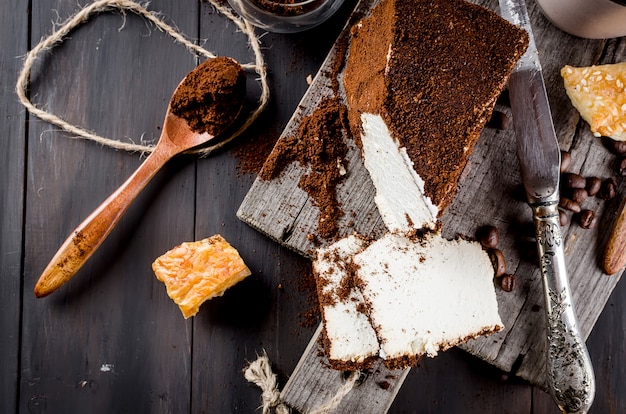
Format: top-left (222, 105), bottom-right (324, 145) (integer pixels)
top-left (244, 352), bottom-right (360, 414)
top-left (244, 352), bottom-right (290, 414)
top-left (15, 0), bottom-right (269, 156)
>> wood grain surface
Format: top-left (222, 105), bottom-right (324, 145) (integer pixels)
top-left (1, 0), bottom-right (625, 413)
top-left (1, 0), bottom-right (28, 412)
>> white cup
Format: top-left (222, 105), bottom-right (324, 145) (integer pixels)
top-left (535, 0), bottom-right (626, 39)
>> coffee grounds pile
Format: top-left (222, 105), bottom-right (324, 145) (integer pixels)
top-left (170, 57), bottom-right (246, 136)
top-left (249, 7), bottom-right (364, 239)
top-left (260, 97), bottom-right (349, 239)
top-left (251, 0), bottom-right (325, 17)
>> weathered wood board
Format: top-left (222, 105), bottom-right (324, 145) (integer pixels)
top-left (237, 0), bottom-right (626, 411)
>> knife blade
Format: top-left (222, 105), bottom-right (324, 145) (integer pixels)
top-left (502, 0), bottom-right (559, 203)
top-left (498, 0), bottom-right (596, 413)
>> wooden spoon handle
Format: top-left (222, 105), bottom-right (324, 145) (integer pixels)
top-left (603, 196), bottom-right (626, 275)
top-left (34, 142), bottom-right (175, 297)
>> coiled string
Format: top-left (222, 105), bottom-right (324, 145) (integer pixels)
top-left (15, 0), bottom-right (269, 155)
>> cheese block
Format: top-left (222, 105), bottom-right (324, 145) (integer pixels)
top-left (312, 0), bottom-right (526, 370)
top-left (314, 232), bottom-right (503, 370)
top-left (343, 0), bottom-right (529, 231)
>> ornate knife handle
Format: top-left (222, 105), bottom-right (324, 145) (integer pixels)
top-left (531, 199), bottom-right (595, 414)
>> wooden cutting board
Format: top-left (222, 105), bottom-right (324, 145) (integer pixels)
top-left (237, 0), bottom-right (626, 412)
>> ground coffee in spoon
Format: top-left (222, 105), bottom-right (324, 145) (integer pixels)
top-left (170, 56), bottom-right (246, 135)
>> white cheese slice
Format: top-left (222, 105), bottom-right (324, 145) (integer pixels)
top-left (313, 235), bottom-right (380, 364)
top-left (314, 231), bottom-right (503, 368)
top-left (360, 113), bottom-right (438, 232)
top-left (354, 232), bottom-right (503, 360)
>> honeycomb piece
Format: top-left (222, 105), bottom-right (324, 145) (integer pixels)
top-left (561, 62), bottom-right (626, 141)
top-left (152, 235), bottom-right (251, 318)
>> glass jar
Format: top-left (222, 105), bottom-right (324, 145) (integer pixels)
top-left (227, 0), bottom-right (346, 33)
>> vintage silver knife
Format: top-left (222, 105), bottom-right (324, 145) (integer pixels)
top-left (498, 0), bottom-right (596, 412)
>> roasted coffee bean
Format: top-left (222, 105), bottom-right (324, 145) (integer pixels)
top-left (600, 177), bottom-right (618, 200)
top-left (562, 172), bottom-right (586, 189)
top-left (578, 209), bottom-right (597, 229)
top-left (478, 225), bottom-right (499, 249)
top-left (560, 150), bottom-right (572, 172)
top-left (560, 197), bottom-right (582, 213)
top-left (602, 136), bottom-right (626, 155)
top-left (500, 274), bottom-right (516, 292)
top-left (586, 176), bottom-right (602, 196)
top-left (569, 188), bottom-right (588, 204)
top-left (489, 249), bottom-right (507, 277)
top-left (486, 111), bottom-right (510, 130)
top-left (619, 157), bottom-right (626, 177)
top-left (559, 209), bottom-right (570, 226)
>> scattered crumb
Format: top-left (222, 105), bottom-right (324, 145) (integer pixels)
top-left (377, 380), bottom-right (391, 390)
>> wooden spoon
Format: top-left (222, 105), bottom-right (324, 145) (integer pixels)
top-left (34, 57), bottom-right (246, 298)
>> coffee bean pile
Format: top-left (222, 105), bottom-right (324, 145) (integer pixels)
top-left (477, 225), bottom-right (516, 292)
top-left (558, 148), bottom-right (618, 229)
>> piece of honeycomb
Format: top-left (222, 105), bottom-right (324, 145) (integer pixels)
top-left (562, 62), bottom-right (626, 141)
top-left (152, 235), bottom-right (251, 318)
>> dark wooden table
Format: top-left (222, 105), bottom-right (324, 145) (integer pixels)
top-left (1, 1), bottom-right (625, 413)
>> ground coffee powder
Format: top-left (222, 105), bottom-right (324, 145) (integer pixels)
top-left (260, 97), bottom-right (349, 239)
top-left (170, 57), bottom-right (246, 136)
